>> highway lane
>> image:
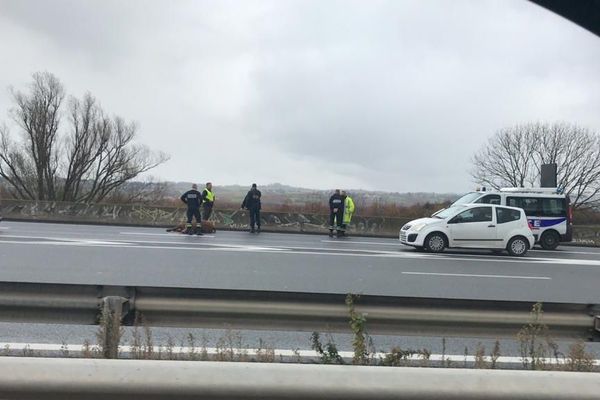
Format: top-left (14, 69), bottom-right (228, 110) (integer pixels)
top-left (1, 221), bottom-right (600, 303)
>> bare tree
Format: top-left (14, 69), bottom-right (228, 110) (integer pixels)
top-left (0, 72), bottom-right (169, 203)
top-left (105, 178), bottom-right (171, 205)
top-left (0, 72), bottom-right (65, 200)
top-left (471, 122), bottom-right (600, 208)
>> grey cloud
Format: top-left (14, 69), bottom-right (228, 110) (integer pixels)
top-left (0, 0), bottom-right (599, 193)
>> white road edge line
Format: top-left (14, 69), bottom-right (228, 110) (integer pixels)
top-left (0, 342), bottom-right (597, 365)
top-left (402, 271), bottom-right (551, 280)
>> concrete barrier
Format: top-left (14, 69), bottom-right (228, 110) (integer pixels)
top-left (1, 358), bottom-right (599, 400)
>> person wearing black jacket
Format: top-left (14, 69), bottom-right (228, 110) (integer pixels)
top-left (328, 189), bottom-right (344, 237)
top-left (180, 183), bottom-right (203, 235)
top-left (241, 183), bottom-right (262, 233)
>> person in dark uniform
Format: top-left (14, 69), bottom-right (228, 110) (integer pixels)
top-left (201, 182), bottom-right (215, 221)
top-left (328, 189), bottom-right (344, 237)
top-left (241, 183), bottom-right (262, 233)
top-left (180, 183), bottom-right (203, 235)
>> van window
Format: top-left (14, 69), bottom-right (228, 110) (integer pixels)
top-left (496, 207), bottom-right (521, 224)
top-left (507, 196), bottom-right (566, 217)
top-left (542, 198), bottom-right (566, 217)
top-left (476, 194), bottom-right (501, 204)
top-left (450, 207), bottom-right (493, 223)
top-left (507, 197), bottom-right (539, 216)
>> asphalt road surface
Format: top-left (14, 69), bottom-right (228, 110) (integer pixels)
top-left (1, 220), bottom-right (600, 303)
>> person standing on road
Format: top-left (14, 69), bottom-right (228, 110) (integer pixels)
top-left (339, 190), bottom-right (355, 237)
top-left (201, 182), bottom-right (215, 221)
top-left (180, 183), bottom-right (203, 235)
top-left (241, 183), bottom-right (262, 233)
top-left (328, 189), bottom-right (344, 237)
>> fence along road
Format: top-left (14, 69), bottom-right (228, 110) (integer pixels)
top-left (1, 221), bottom-right (600, 304)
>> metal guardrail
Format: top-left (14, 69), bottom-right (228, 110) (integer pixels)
top-left (0, 281), bottom-right (598, 340)
top-left (1, 357), bottom-right (599, 400)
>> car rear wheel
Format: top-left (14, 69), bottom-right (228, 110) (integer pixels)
top-left (424, 233), bottom-right (446, 253)
top-left (507, 236), bottom-right (529, 257)
top-left (540, 230), bottom-right (560, 250)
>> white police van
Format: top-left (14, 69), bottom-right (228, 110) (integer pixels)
top-left (450, 188), bottom-right (572, 250)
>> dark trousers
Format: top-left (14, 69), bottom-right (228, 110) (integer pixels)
top-left (186, 207), bottom-right (201, 225)
top-left (329, 209), bottom-right (343, 230)
top-left (249, 207), bottom-right (261, 230)
top-left (203, 204), bottom-right (213, 221)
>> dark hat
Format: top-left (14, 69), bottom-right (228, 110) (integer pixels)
top-left (252, 183), bottom-right (257, 188)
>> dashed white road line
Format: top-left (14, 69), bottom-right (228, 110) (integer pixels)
top-left (402, 271), bottom-right (551, 280)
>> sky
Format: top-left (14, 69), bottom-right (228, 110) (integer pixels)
top-left (0, 0), bottom-right (599, 193)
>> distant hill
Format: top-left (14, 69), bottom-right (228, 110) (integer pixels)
top-left (168, 182), bottom-right (460, 207)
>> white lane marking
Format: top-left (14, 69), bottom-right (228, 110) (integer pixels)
top-left (1, 342), bottom-right (596, 365)
top-left (120, 231), bottom-right (216, 238)
top-left (531, 249), bottom-right (600, 256)
top-left (402, 271), bottom-right (551, 280)
top-left (321, 240), bottom-right (399, 246)
top-left (2, 234), bottom-right (600, 266)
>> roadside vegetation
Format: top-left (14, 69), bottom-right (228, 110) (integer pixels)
top-left (1, 298), bottom-right (596, 372)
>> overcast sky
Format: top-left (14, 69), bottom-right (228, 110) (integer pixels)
top-left (1, 0), bottom-right (599, 193)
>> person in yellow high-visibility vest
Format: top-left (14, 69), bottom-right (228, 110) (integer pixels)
top-left (201, 182), bottom-right (215, 221)
top-left (339, 190), bottom-right (355, 237)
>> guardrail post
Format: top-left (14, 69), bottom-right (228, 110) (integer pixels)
top-left (99, 296), bottom-right (127, 359)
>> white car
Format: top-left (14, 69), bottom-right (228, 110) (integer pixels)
top-left (399, 204), bottom-right (535, 256)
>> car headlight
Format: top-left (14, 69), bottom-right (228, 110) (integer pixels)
top-left (412, 223), bottom-right (427, 232)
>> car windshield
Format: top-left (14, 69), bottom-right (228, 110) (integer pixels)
top-left (433, 206), bottom-right (465, 219)
top-left (451, 192), bottom-right (482, 206)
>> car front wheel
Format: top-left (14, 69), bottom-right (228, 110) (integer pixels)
top-left (507, 236), bottom-right (529, 257)
top-left (424, 233), bottom-right (446, 253)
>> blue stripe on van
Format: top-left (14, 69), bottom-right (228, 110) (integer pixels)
top-left (527, 218), bottom-right (566, 229)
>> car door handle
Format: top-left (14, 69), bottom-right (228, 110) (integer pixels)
top-left (488, 224), bottom-right (496, 228)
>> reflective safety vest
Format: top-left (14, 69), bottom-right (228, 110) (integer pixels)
top-left (204, 189), bottom-right (215, 203)
top-left (343, 196), bottom-right (355, 224)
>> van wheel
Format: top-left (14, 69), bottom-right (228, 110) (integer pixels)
top-left (540, 231), bottom-right (559, 250)
top-left (424, 233), bottom-right (446, 253)
top-left (507, 236), bottom-right (529, 257)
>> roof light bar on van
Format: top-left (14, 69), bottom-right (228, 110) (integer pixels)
top-left (499, 187), bottom-right (559, 194)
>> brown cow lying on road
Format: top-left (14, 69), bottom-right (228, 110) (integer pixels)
top-left (166, 220), bottom-right (216, 234)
